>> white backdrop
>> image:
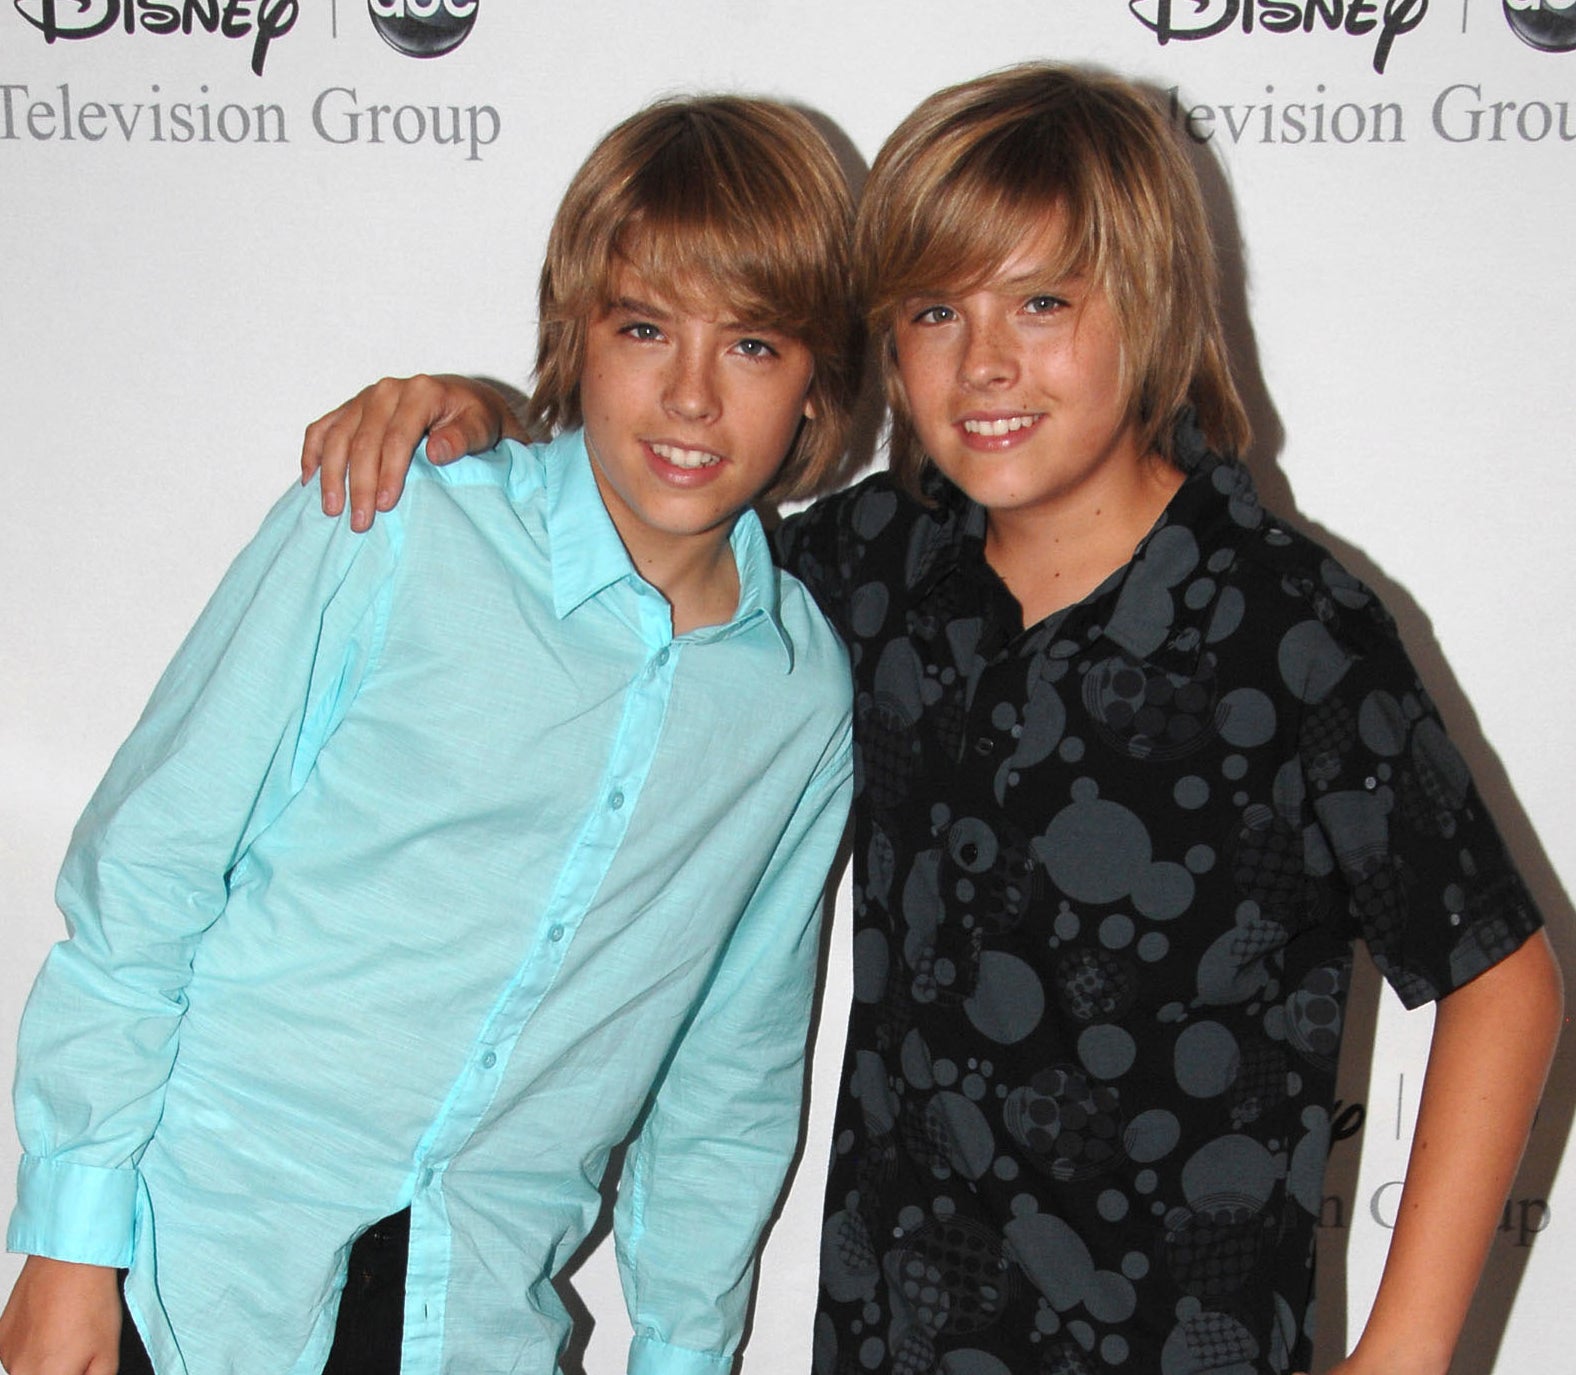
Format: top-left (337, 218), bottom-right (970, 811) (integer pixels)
top-left (2, 2), bottom-right (1573, 1371)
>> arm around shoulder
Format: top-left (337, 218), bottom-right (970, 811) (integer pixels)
top-left (300, 374), bottom-right (525, 531)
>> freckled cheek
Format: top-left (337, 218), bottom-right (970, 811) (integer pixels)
top-left (894, 339), bottom-right (945, 387)
top-left (893, 360), bottom-right (948, 428)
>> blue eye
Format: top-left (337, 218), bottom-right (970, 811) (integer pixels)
top-left (1024, 295), bottom-right (1067, 314)
top-left (735, 337), bottom-right (778, 359)
top-left (621, 321), bottom-right (663, 341)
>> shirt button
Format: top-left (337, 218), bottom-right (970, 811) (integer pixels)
top-left (609, 789), bottom-right (625, 810)
top-left (548, 923), bottom-right (566, 943)
top-left (481, 1051), bottom-right (498, 1069)
top-left (421, 1167), bottom-right (436, 1187)
top-left (973, 735), bottom-right (994, 756)
top-left (656, 647), bottom-right (671, 667)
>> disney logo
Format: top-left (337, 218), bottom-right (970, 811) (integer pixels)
top-left (12, 0), bottom-right (299, 76)
top-left (1127, 0), bottom-right (1429, 74)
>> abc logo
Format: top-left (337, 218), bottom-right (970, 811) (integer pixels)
top-left (368, 0), bottom-right (479, 58)
top-left (1505, 0), bottom-right (1576, 52)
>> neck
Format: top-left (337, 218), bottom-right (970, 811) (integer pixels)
top-left (615, 518), bottom-right (743, 637)
top-left (984, 451), bottom-right (1184, 627)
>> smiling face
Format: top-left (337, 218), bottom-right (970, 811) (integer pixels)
top-left (857, 66), bottom-right (1251, 495)
top-left (528, 97), bottom-right (860, 505)
top-left (891, 227), bottom-right (1147, 527)
top-left (578, 262), bottom-right (816, 570)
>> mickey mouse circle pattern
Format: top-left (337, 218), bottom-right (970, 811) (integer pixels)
top-left (777, 425), bottom-right (1540, 1375)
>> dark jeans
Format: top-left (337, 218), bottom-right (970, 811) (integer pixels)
top-left (119, 1208), bottom-right (410, 1375)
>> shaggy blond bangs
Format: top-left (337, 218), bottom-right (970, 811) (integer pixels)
top-left (858, 64), bottom-right (1251, 497)
top-left (527, 97), bottom-right (862, 502)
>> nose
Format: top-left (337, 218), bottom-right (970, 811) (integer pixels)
top-left (663, 344), bottom-right (720, 422)
top-left (959, 316), bottom-right (1017, 390)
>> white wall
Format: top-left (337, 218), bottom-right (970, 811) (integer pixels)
top-left (2, 3), bottom-right (1572, 1371)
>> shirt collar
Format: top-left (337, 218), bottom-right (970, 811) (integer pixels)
top-left (907, 468), bottom-right (989, 604)
top-left (544, 429), bottom-right (637, 617)
top-left (542, 429), bottom-right (793, 670)
top-left (727, 502), bottom-right (795, 671)
top-left (1100, 409), bottom-right (1268, 676)
top-left (911, 410), bottom-right (1266, 677)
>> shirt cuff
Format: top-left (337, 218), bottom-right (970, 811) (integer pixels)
top-left (6, 1155), bottom-right (138, 1267)
top-left (628, 1332), bottom-right (735, 1375)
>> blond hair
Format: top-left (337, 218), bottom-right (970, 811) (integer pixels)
top-left (527, 96), bottom-right (862, 502)
top-left (857, 64), bottom-right (1251, 496)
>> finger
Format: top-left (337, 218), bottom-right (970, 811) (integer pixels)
top-left (304, 386), bottom-right (389, 519)
top-left (313, 410), bottom-right (357, 518)
top-left (367, 379), bottom-right (456, 512)
top-left (424, 406), bottom-right (501, 467)
top-left (426, 377), bottom-right (514, 466)
top-left (301, 407), bottom-right (351, 516)
top-left (87, 1339), bottom-right (124, 1375)
top-left (344, 378), bottom-right (422, 531)
top-left (374, 435), bottom-right (415, 514)
top-left (300, 414), bottom-right (324, 483)
top-left (424, 419), bottom-right (467, 467)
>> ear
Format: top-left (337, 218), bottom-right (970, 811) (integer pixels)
top-left (801, 364), bottom-right (818, 422)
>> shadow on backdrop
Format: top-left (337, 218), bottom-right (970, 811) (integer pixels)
top-left (1164, 75), bottom-right (1573, 1375)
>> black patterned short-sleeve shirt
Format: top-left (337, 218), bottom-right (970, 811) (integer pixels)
top-left (775, 426), bottom-right (1541, 1375)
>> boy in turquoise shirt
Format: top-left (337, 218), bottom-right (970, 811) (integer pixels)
top-left (2, 96), bottom-right (861, 1375)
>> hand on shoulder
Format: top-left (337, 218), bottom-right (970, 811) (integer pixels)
top-left (300, 374), bottom-right (524, 533)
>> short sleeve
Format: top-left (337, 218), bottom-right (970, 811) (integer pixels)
top-left (1293, 584), bottom-right (1542, 1009)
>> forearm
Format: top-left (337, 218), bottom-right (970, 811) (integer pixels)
top-left (1339, 931), bottom-right (1563, 1375)
top-left (616, 747), bottom-right (852, 1371)
top-left (615, 914), bottom-right (820, 1360)
top-left (617, 1055), bottom-right (808, 1370)
top-left (9, 840), bottom-right (211, 1263)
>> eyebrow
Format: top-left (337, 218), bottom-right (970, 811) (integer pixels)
top-left (606, 295), bottom-right (672, 321)
top-left (900, 267), bottom-right (1086, 303)
top-left (605, 294), bottom-right (785, 336)
top-left (995, 267), bottom-right (1085, 292)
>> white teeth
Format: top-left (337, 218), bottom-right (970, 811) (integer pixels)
top-left (651, 442), bottom-right (722, 469)
top-left (962, 415), bottom-right (1039, 437)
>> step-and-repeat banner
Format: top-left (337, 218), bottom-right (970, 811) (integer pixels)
top-left (2, 3), bottom-right (1572, 1370)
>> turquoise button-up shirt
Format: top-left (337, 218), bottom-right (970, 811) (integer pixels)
top-left (8, 432), bottom-right (854, 1375)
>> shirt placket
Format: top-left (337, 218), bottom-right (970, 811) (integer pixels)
top-left (400, 578), bottom-right (680, 1371)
